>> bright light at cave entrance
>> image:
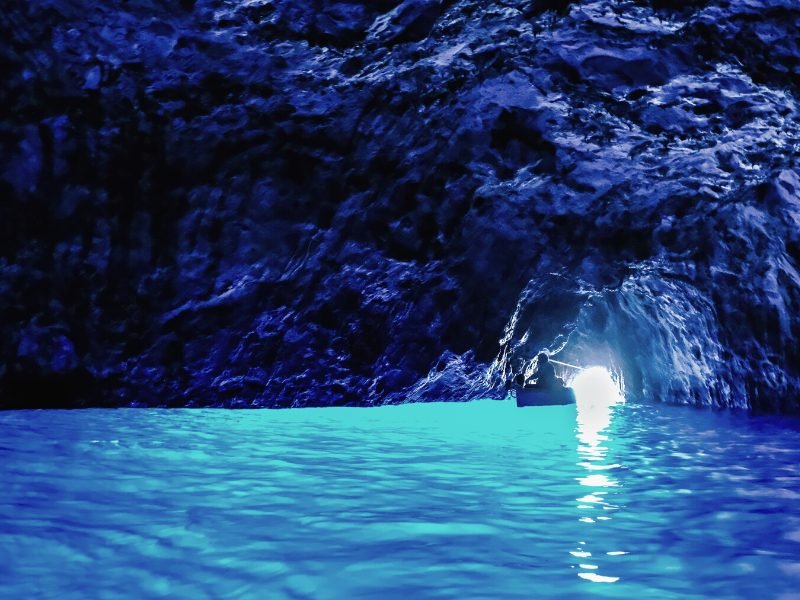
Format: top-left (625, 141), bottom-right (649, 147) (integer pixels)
top-left (570, 367), bottom-right (625, 407)
top-left (571, 367), bottom-right (624, 464)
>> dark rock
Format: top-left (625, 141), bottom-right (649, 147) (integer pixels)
top-left (368, 0), bottom-right (447, 45)
top-left (16, 323), bottom-right (80, 376)
top-left (4, 321), bottom-right (98, 408)
top-left (1, 0), bottom-right (799, 411)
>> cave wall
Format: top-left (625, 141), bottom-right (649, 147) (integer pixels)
top-left (1, 0), bottom-right (799, 409)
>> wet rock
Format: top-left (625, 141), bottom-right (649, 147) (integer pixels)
top-left (4, 322), bottom-right (97, 408)
top-left (16, 323), bottom-right (80, 376)
top-left (567, 46), bottom-right (671, 90)
top-left (0, 0), bottom-right (799, 411)
top-left (368, 0), bottom-right (446, 45)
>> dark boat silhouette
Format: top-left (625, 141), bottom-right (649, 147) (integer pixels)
top-left (514, 385), bottom-right (576, 407)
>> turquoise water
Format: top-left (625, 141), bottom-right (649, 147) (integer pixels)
top-left (1, 399), bottom-right (800, 599)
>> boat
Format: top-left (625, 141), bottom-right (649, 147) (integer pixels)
top-left (514, 385), bottom-right (576, 407)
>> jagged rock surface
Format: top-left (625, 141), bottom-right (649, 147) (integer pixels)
top-left (1, 0), bottom-right (799, 410)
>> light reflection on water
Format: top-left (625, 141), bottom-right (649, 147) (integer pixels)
top-left (1, 397), bottom-right (799, 599)
top-left (572, 367), bottom-right (626, 584)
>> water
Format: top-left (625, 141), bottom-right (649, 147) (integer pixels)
top-left (1, 399), bottom-right (800, 599)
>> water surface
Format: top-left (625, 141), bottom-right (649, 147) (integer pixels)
top-left (1, 399), bottom-right (800, 599)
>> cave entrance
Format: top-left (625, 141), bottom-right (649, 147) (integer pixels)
top-left (569, 366), bottom-right (625, 407)
top-left (570, 366), bottom-right (625, 455)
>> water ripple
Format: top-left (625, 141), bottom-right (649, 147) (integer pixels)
top-left (1, 402), bottom-right (799, 599)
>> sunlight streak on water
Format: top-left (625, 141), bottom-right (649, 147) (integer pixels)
top-left (1, 402), bottom-right (799, 599)
top-left (569, 367), bottom-right (627, 584)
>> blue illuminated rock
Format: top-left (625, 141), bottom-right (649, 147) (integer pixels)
top-left (0, 0), bottom-right (798, 410)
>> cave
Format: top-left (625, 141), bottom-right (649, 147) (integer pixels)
top-left (2, 0), bottom-right (800, 596)
top-left (2, 0), bottom-right (800, 412)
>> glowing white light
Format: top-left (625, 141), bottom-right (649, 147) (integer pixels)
top-left (578, 474), bottom-right (619, 488)
top-left (572, 367), bottom-right (624, 466)
top-left (570, 367), bottom-right (624, 407)
top-left (578, 572), bottom-right (620, 583)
